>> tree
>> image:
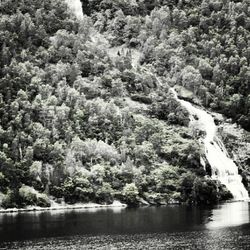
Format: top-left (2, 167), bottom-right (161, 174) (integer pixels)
top-left (181, 66), bottom-right (203, 94)
top-left (192, 178), bottom-right (219, 204)
top-left (95, 182), bottom-right (114, 204)
top-left (122, 183), bottom-right (140, 206)
top-left (179, 172), bottom-right (196, 202)
top-left (198, 59), bottom-right (213, 80)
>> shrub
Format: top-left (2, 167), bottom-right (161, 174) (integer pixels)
top-left (122, 183), bottom-right (140, 206)
top-left (192, 178), bottom-right (219, 205)
top-left (0, 172), bottom-right (8, 193)
top-left (19, 185), bottom-right (51, 207)
top-left (1, 190), bottom-right (18, 208)
top-left (218, 183), bottom-right (233, 201)
top-left (37, 194), bottom-right (51, 207)
top-left (19, 185), bottom-right (37, 206)
top-left (95, 182), bottom-right (114, 204)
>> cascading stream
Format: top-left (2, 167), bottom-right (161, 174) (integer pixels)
top-left (65, 0), bottom-right (84, 20)
top-left (171, 88), bottom-right (249, 201)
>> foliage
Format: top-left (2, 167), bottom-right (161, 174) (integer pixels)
top-left (122, 183), bottom-right (140, 206)
top-left (1, 0), bottom-right (245, 208)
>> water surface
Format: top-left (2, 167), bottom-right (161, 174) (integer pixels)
top-left (0, 202), bottom-right (250, 249)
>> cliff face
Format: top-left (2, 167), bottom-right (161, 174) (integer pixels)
top-left (0, 0), bottom-right (249, 208)
top-left (220, 123), bottom-right (250, 193)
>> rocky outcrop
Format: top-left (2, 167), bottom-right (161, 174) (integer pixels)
top-left (219, 122), bottom-right (250, 193)
top-left (173, 86), bottom-right (201, 105)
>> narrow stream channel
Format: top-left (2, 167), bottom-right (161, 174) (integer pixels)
top-left (171, 88), bottom-right (249, 200)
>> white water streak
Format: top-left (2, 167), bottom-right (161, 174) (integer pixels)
top-left (171, 88), bottom-right (249, 200)
top-left (65, 0), bottom-right (84, 20)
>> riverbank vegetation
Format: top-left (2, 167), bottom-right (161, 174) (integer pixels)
top-left (0, 0), bottom-right (248, 208)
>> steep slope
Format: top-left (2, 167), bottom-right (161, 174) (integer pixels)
top-left (0, 0), bottom-right (248, 208)
top-left (172, 88), bottom-right (249, 200)
top-left (87, 0), bottom-right (250, 130)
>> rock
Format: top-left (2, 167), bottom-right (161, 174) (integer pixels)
top-left (180, 132), bottom-right (193, 139)
top-left (139, 198), bottom-right (150, 206)
top-left (214, 118), bottom-right (222, 125)
top-left (168, 199), bottom-right (180, 205)
top-left (193, 114), bottom-right (199, 120)
top-left (174, 86), bottom-right (201, 105)
top-left (131, 94), bottom-right (152, 104)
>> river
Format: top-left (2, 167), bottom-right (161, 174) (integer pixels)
top-left (0, 202), bottom-right (250, 249)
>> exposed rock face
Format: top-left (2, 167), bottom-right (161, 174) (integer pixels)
top-left (173, 86), bottom-right (201, 105)
top-left (219, 123), bottom-right (250, 193)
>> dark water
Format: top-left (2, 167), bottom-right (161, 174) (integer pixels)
top-left (0, 202), bottom-right (250, 249)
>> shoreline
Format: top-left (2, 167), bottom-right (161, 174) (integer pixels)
top-left (0, 199), bottom-right (248, 214)
top-left (0, 201), bottom-right (127, 214)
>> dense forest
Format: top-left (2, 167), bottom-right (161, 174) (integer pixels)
top-left (0, 0), bottom-right (249, 208)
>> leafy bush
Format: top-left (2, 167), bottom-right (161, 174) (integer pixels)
top-left (122, 183), bottom-right (140, 206)
top-left (37, 194), bottom-right (51, 207)
top-left (95, 182), bottom-right (114, 204)
top-left (1, 190), bottom-right (17, 209)
top-left (19, 185), bottom-right (38, 206)
top-left (18, 185), bottom-right (51, 207)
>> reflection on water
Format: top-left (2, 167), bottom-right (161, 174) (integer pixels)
top-left (0, 202), bottom-right (250, 249)
top-left (206, 202), bottom-right (250, 229)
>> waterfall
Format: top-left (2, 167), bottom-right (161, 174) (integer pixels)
top-left (65, 0), bottom-right (84, 20)
top-left (171, 88), bottom-right (249, 201)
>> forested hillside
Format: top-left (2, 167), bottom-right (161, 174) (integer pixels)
top-left (85, 0), bottom-right (250, 129)
top-left (0, 0), bottom-right (249, 208)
